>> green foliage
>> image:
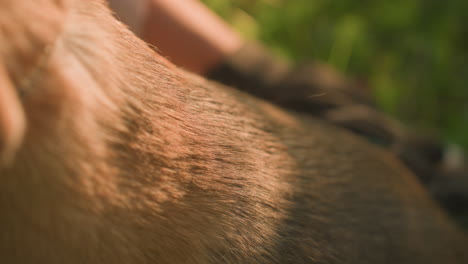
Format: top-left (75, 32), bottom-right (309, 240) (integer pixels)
top-left (202, 0), bottom-right (468, 149)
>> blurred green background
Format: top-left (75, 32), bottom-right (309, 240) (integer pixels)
top-left (202, 0), bottom-right (468, 150)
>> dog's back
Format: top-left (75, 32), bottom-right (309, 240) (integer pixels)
top-left (0, 1), bottom-right (466, 263)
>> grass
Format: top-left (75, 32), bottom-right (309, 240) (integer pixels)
top-left (202, 0), bottom-right (468, 150)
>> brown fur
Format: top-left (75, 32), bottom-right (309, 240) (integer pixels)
top-left (0, 1), bottom-right (466, 263)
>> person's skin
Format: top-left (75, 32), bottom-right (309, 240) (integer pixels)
top-left (108, 0), bottom-right (243, 74)
top-left (0, 64), bottom-right (25, 165)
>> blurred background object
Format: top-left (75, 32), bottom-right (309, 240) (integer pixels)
top-left (201, 0), bottom-right (468, 151)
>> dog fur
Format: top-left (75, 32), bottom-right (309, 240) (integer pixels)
top-left (0, 1), bottom-right (466, 263)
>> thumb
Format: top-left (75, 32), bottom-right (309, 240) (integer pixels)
top-left (0, 64), bottom-right (26, 166)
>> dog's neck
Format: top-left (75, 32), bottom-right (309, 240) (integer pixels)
top-left (0, 1), bottom-right (295, 263)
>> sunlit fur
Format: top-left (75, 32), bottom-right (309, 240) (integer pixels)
top-left (0, 1), bottom-right (466, 263)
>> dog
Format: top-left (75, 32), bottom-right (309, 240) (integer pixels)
top-left (0, 0), bottom-right (466, 263)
